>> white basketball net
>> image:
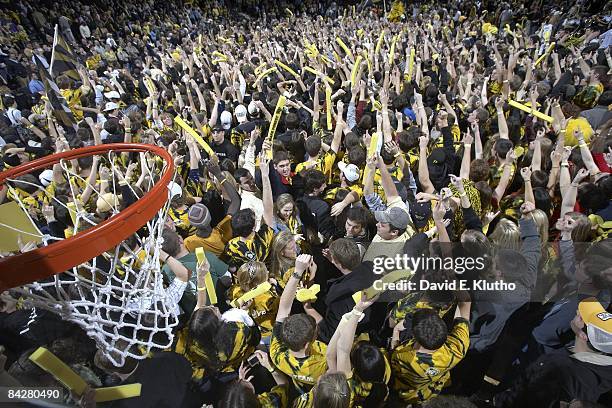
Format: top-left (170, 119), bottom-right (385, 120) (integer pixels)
top-left (0, 149), bottom-right (179, 366)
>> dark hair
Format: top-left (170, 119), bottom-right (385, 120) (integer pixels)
top-left (281, 313), bottom-right (317, 351)
top-left (346, 207), bottom-right (369, 228)
top-left (584, 239), bottom-right (612, 290)
top-left (305, 135), bottom-right (322, 157)
top-left (531, 170), bottom-right (548, 189)
top-left (474, 181), bottom-right (492, 211)
top-left (329, 238), bottom-right (361, 270)
top-left (494, 139), bottom-right (514, 159)
top-left (186, 307), bottom-right (222, 372)
top-left (161, 228), bottom-right (181, 256)
top-left (285, 112), bottom-right (299, 129)
top-left (348, 146), bottom-right (366, 167)
top-left (398, 127), bottom-right (422, 152)
top-left (234, 168), bottom-right (251, 182)
top-left (343, 132), bottom-right (361, 149)
top-left (273, 150), bottom-right (290, 165)
top-left (422, 395), bottom-right (477, 407)
top-left (303, 169), bottom-right (326, 194)
top-left (412, 308), bottom-right (447, 350)
top-left (231, 209), bottom-right (256, 238)
top-left (577, 183), bottom-right (608, 214)
top-left (218, 380), bottom-right (260, 408)
top-left (496, 249), bottom-right (528, 283)
top-left (351, 342), bottom-right (389, 407)
top-left (533, 187), bottom-right (552, 214)
top-left (598, 90), bottom-right (612, 106)
top-left (469, 159), bottom-right (489, 183)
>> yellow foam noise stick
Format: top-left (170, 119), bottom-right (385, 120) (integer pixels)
top-left (254, 62), bottom-right (267, 76)
top-left (95, 384), bottom-right (142, 403)
top-left (352, 269), bottom-right (413, 304)
top-left (195, 247), bottom-right (217, 305)
top-left (29, 347), bottom-right (88, 395)
top-left (174, 116), bottom-right (216, 157)
top-left (534, 42), bottom-right (555, 67)
top-left (267, 95), bottom-right (287, 158)
top-left (388, 34), bottom-right (399, 63)
top-left (285, 7), bottom-right (294, 17)
top-left (231, 281), bottom-right (272, 308)
top-left (254, 67), bottom-right (278, 87)
top-left (29, 348), bottom-right (142, 402)
top-left (212, 51), bottom-right (228, 59)
top-left (66, 201), bottom-right (78, 229)
top-left (375, 30), bottom-right (385, 54)
top-left (303, 66), bottom-right (335, 85)
top-left (212, 58), bottom-right (228, 65)
top-left (319, 54), bottom-right (332, 65)
top-left (363, 132), bottom-right (380, 181)
top-left (336, 37), bottom-right (353, 59)
top-left (351, 55), bottom-right (363, 88)
top-left (144, 76), bottom-right (156, 95)
top-left (325, 85), bottom-right (333, 131)
top-left (275, 60), bottom-right (299, 78)
top-left (296, 284), bottom-right (320, 303)
top-left (507, 99), bottom-right (553, 123)
top-left (407, 48), bottom-right (416, 81)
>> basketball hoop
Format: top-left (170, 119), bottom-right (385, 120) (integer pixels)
top-left (0, 143), bottom-right (180, 366)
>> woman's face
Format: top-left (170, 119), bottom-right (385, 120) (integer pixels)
top-left (280, 203), bottom-right (293, 220)
top-left (282, 238), bottom-right (297, 259)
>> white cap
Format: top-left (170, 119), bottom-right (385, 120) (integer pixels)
top-left (220, 110), bottom-right (233, 130)
top-left (103, 102), bottom-right (119, 112)
top-left (38, 169), bottom-right (54, 187)
top-left (338, 162), bottom-right (360, 183)
top-left (104, 90), bottom-right (120, 99)
top-left (167, 181), bottom-right (183, 199)
top-left (248, 100), bottom-right (260, 115)
top-left (235, 105), bottom-right (247, 123)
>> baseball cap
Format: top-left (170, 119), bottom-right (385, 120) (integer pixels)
top-left (375, 206), bottom-right (410, 230)
top-left (402, 108), bottom-right (416, 121)
top-left (103, 102), bottom-right (119, 112)
top-left (338, 162), bottom-right (360, 183)
top-left (579, 297), bottom-right (612, 354)
top-left (188, 203), bottom-right (211, 228)
top-left (248, 100), bottom-right (260, 115)
top-left (220, 110), bottom-right (233, 129)
top-left (38, 169), bottom-right (53, 187)
top-left (167, 181), bottom-right (182, 199)
top-left (104, 90), bottom-right (121, 100)
top-left (411, 201), bottom-right (432, 229)
top-left (235, 105), bottom-right (248, 123)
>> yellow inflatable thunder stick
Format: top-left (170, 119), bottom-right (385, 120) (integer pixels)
top-left (174, 116), bottom-right (216, 157)
top-left (266, 95), bottom-right (287, 159)
top-left (231, 282), bottom-right (272, 308)
top-left (29, 348), bottom-right (142, 402)
top-left (352, 268), bottom-right (413, 304)
top-left (534, 42), bottom-right (556, 67)
top-left (195, 247), bottom-right (217, 304)
top-left (507, 99), bottom-right (553, 123)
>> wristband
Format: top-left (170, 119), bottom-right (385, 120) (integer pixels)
top-left (125, 128), bottom-right (131, 132)
top-left (266, 365), bottom-right (276, 373)
top-left (524, 180), bottom-right (531, 184)
top-left (292, 270), bottom-right (303, 280)
top-left (561, 163), bottom-right (569, 168)
top-left (459, 191), bottom-right (467, 197)
top-left (197, 287), bottom-right (207, 292)
top-left (350, 308), bottom-right (365, 320)
top-left (464, 143), bottom-right (472, 148)
top-left (394, 152), bottom-right (401, 158)
top-left (219, 178), bottom-right (227, 186)
top-left (579, 143), bottom-right (587, 148)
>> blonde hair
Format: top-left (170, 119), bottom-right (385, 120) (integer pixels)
top-left (236, 261), bottom-right (268, 293)
top-left (270, 231), bottom-right (296, 279)
top-left (566, 212), bottom-right (593, 242)
top-left (274, 193), bottom-right (297, 220)
top-left (489, 218), bottom-right (520, 251)
top-left (531, 209), bottom-right (549, 247)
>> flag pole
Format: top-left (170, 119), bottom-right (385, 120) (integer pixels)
top-left (49, 24), bottom-right (58, 77)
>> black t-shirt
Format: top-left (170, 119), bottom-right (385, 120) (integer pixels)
top-left (107, 352), bottom-right (192, 408)
top-left (212, 137), bottom-right (239, 163)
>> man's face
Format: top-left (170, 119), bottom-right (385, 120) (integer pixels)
top-left (275, 160), bottom-right (291, 178)
top-left (212, 130), bottom-right (225, 144)
top-left (239, 173), bottom-right (257, 192)
top-left (376, 221), bottom-right (396, 240)
top-left (345, 218), bottom-right (363, 237)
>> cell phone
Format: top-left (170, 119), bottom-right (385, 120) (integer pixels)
top-left (247, 354), bottom-right (260, 368)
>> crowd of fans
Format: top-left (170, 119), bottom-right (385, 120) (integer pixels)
top-left (1, 0), bottom-right (612, 407)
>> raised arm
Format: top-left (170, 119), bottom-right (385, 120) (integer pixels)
top-left (495, 96), bottom-right (509, 139)
top-left (459, 131), bottom-right (473, 179)
top-left (275, 254), bottom-right (311, 322)
top-left (259, 152), bottom-right (274, 228)
top-left (418, 136), bottom-right (435, 194)
top-left (520, 167), bottom-right (535, 206)
top-left (560, 168), bottom-right (589, 218)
